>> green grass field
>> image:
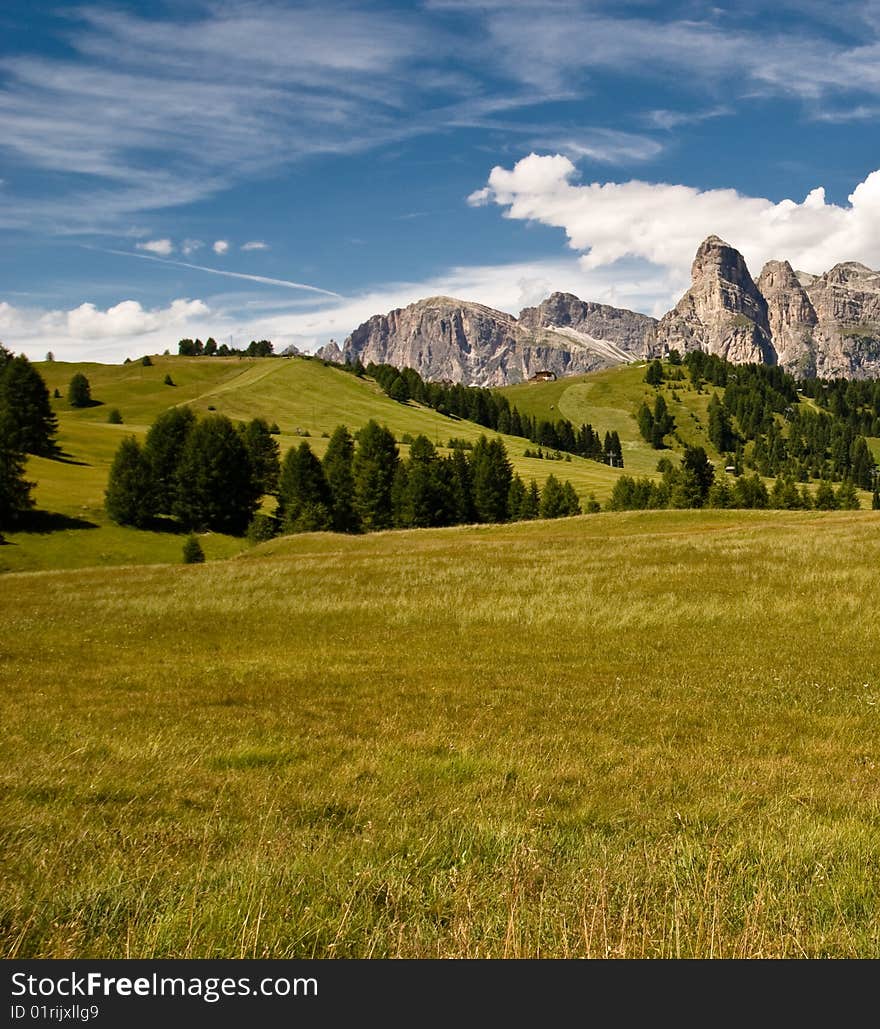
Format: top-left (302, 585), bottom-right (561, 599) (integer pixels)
top-left (2, 356), bottom-right (631, 573)
top-left (2, 508), bottom-right (879, 958)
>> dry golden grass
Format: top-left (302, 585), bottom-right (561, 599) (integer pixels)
top-left (2, 509), bottom-right (879, 957)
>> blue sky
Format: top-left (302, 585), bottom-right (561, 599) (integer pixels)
top-left (2, 0), bottom-right (880, 360)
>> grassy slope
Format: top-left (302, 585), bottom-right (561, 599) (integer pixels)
top-left (3, 356), bottom-right (626, 573)
top-left (2, 508), bottom-right (879, 958)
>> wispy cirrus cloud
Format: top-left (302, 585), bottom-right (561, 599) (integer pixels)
top-left (103, 247), bottom-right (341, 297)
top-left (3, 2), bottom-right (879, 235)
top-left (241, 241), bottom-right (269, 251)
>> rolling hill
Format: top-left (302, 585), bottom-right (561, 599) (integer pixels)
top-left (3, 352), bottom-right (877, 574)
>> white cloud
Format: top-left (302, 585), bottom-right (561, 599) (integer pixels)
top-left (241, 240), bottom-right (268, 251)
top-left (67, 298), bottom-right (208, 339)
top-left (135, 238), bottom-right (173, 256)
top-left (470, 153), bottom-right (880, 285)
top-left (182, 238), bottom-right (203, 255)
top-left (0, 297), bottom-right (211, 361)
top-left (3, 254), bottom-right (678, 362)
top-left (213, 240), bottom-right (229, 255)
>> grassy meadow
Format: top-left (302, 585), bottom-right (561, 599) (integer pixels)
top-left (2, 355), bottom-right (629, 573)
top-left (2, 508), bottom-right (880, 958)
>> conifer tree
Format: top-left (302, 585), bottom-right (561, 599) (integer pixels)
top-left (352, 421), bottom-right (399, 531)
top-left (508, 474), bottom-right (526, 521)
top-left (174, 414), bottom-right (259, 534)
top-left (0, 409), bottom-right (34, 528)
top-left (323, 425), bottom-right (359, 532)
top-left (239, 417), bottom-right (281, 496)
top-left (470, 436), bottom-right (511, 523)
top-left (182, 534), bottom-right (205, 563)
top-left (143, 406), bottom-right (195, 514)
top-left (278, 440), bottom-right (332, 532)
top-left (0, 354), bottom-right (58, 455)
top-left (67, 372), bottom-right (91, 408)
top-left (105, 436), bottom-right (152, 527)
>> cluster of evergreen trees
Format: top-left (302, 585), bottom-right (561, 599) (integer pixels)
top-left (644, 350), bottom-right (878, 490)
top-left (0, 345), bottom-right (58, 530)
top-left (177, 337), bottom-right (275, 357)
top-left (608, 446), bottom-right (871, 512)
top-left (105, 411), bottom-right (586, 538)
top-left (276, 424), bottom-right (583, 534)
top-left (105, 409), bottom-right (280, 534)
top-left (366, 362), bottom-right (624, 467)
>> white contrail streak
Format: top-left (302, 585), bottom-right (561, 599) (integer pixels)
top-left (101, 247), bottom-right (342, 297)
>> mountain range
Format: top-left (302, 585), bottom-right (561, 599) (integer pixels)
top-left (318, 236), bottom-right (880, 385)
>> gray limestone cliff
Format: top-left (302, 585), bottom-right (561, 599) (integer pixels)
top-left (655, 235), bottom-right (776, 364)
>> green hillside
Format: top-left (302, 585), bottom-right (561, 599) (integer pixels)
top-left (500, 362), bottom-right (728, 476)
top-left (3, 356), bottom-right (627, 573)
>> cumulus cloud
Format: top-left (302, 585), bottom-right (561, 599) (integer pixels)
top-left (136, 238), bottom-right (174, 256)
top-left (182, 238), bottom-right (203, 255)
top-left (213, 239), bottom-right (229, 255)
top-left (241, 240), bottom-right (268, 251)
top-left (67, 298), bottom-right (208, 339)
top-left (469, 153), bottom-right (880, 284)
top-left (0, 297), bottom-right (211, 361)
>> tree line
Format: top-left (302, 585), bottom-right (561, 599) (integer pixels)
top-left (608, 446), bottom-right (876, 512)
top-left (644, 351), bottom-right (879, 490)
top-left (365, 362), bottom-right (625, 467)
top-left (178, 337), bottom-right (275, 358)
top-left (105, 411), bottom-right (587, 539)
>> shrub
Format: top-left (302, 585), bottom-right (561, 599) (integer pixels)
top-left (246, 513), bottom-right (278, 543)
top-left (141, 355), bottom-right (153, 367)
top-left (164, 373), bottom-right (175, 386)
top-left (107, 408), bottom-right (123, 424)
top-left (182, 534), bottom-right (205, 563)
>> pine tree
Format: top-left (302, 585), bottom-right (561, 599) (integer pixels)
top-left (644, 359), bottom-right (663, 386)
top-left (470, 436), bottom-right (512, 523)
top-left (174, 414), bottom-right (260, 534)
top-left (0, 409), bottom-right (34, 528)
top-left (814, 480), bottom-right (838, 510)
top-left (67, 372), bottom-right (92, 408)
top-left (182, 534), bottom-right (205, 563)
top-left (239, 417), bottom-right (281, 496)
top-left (278, 441), bottom-right (332, 532)
top-left (520, 479), bottom-right (540, 520)
top-left (400, 435), bottom-right (448, 527)
top-left (0, 355), bottom-right (58, 455)
top-left (508, 474), bottom-right (526, 521)
top-left (105, 436), bottom-right (152, 527)
top-left (323, 425), bottom-right (359, 532)
top-left (835, 479), bottom-right (860, 510)
top-left (445, 447), bottom-right (475, 524)
top-left (352, 421), bottom-right (399, 531)
top-left (143, 406), bottom-right (195, 514)
top-left (560, 480), bottom-right (581, 516)
top-left (539, 474), bottom-right (566, 518)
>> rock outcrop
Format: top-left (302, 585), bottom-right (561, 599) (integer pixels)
top-left (341, 295), bottom-right (654, 386)
top-left (518, 293), bottom-right (657, 361)
top-left (314, 339), bottom-right (344, 363)
top-left (804, 263), bottom-right (880, 379)
top-left (655, 235), bottom-right (776, 364)
top-left (756, 260), bottom-right (818, 376)
top-left (335, 239), bottom-right (880, 385)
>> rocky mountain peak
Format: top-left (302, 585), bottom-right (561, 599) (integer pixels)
top-left (656, 236), bottom-right (775, 364)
